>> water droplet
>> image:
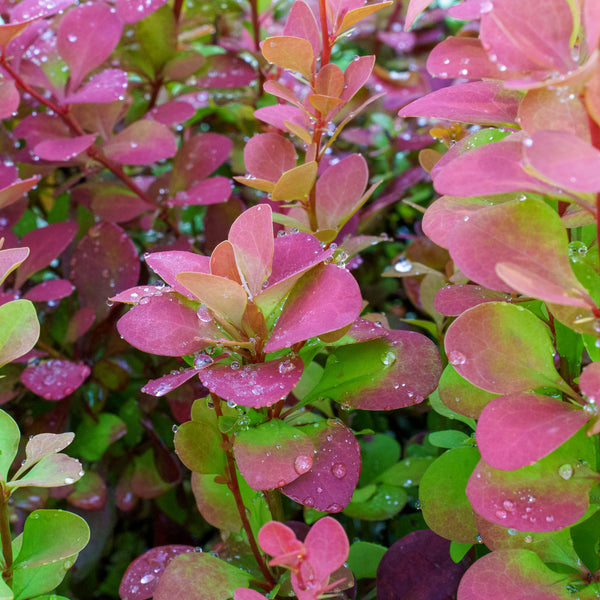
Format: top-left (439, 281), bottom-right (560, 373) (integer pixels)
top-left (331, 463), bottom-right (347, 479)
top-left (558, 463), bottom-right (573, 480)
top-left (503, 500), bottom-right (515, 512)
top-left (326, 502), bottom-right (342, 512)
top-left (278, 359), bottom-right (296, 374)
top-left (507, 528), bottom-right (517, 536)
top-left (194, 355), bottom-right (213, 369)
top-left (230, 361), bottom-right (240, 370)
top-left (303, 496), bottom-right (314, 507)
top-left (448, 350), bottom-right (466, 366)
top-left (523, 535), bottom-right (533, 543)
top-left (294, 455), bottom-right (313, 475)
top-left (393, 258), bottom-right (412, 273)
top-left (380, 351), bottom-right (396, 366)
top-left (140, 574), bottom-right (155, 584)
top-left (172, 424), bottom-right (178, 433)
top-left (64, 477), bottom-right (75, 484)
top-left (495, 509), bottom-right (507, 519)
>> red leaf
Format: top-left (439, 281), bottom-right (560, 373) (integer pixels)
top-left (34, 134), bottom-right (96, 162)
top-left (119, 545), bottom-right (194, 600)
top-left (195, 53), bottom-right (256, 88)
top-left (281, 420), bottom-right (360, 512)
top-left (145, 251), bottom-right (210, 300)
top-left (24, 279), bottom-right (74, 302)
top-left (69, 222), bottom-right (140, 319)
top-left (0, 247), bottom-right (29, 286)
top-left (57, 2), bottom-right (123, 90)
top-left (265, 264), bottom-right (362, 353)
top-left (117, 294), bottom-right (215, 357)
top-left (476, 393), bottom-right (589, 470)
top-left (142, 368), bottom-right (198, 397)
top-left (199, 356), bottom-right (303, 408)
top-left (11, 0), bottom-right (75, 22)
top-left (16, 221), bottom-right (78, 288)
top-left (405, 0), bottom-right (436, 29)
top-left (103, 120), bottom-right (177, 165)
top-left (341, 55), bottom-right (375, 102)
top-left (579, 361), bottom-right (600, 403)
top-left (0, 177), bottom-right (39, 212)
top-left (64, 307), bottom-right (95, 343)
top-left (146, 101), bottom-right (195, 126)
top-left (169, 176), bottom-right (232, 207)
top-left (21, 359), bottom-right (90, 400)
top-left (244, 133), bottom-right (297, 183)
top-left (433, 285), bottom-right (511, 316)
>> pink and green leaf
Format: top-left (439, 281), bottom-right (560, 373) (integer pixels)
top-left (0, 300), bottom-right (39, 367)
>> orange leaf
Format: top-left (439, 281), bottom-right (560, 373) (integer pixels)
top-left (337, 1), bottom-right (393, 35)
top-left (261, 36), bottom-right (315, 79)
top-left (314, 63), bottom-right (345, 97)
top-left (272, 162), bottom-right (318, 202)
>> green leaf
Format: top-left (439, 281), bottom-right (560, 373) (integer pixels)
top-left (343, 484), bottom-right (407, 520)
top-left (428, 430), bottom-right (470, 449)
top-left (0, 576), bottom-right (12, 600)
top-left (69, 413), bottom-right (127, 461)
top-left (375, 456), bottom-right (435, 487)
top-left (419, 447), bottom-right (480, 544)
top-left (9, 455), bottom-right (83, 489)
top-left (0, 409), bottom-right (20, 481)
top-left (429, 388), bottom-right (477, 429)
top-left (358, 433), bottom-right (401, 487)
top-left (12, 555), bottom-right (78, 600)
top-left (449, 541), bottom-right (472, 563)
top-left (13, 510), bottom-right (89, 568)
top-left (13, 433), bottom-right (75, 479)
top-left (153, 552), bottom-right (251, 600)
top-left (136, 4), bottom-right (177, 75)
top-left (571, 507), bottom-right (600, 572)
top-left (347, 541), bottom-right (387, 579)
top-left (0, 300), bottom-right (40, 368)
top-left (175, 419), bottom-right (225, 475)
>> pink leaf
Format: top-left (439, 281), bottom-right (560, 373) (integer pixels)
top-left (117, 294), bottom-right (215, 357)
top-left (447, 198), bottom-right (592, 307)
top-left (433, 136), bottom-right (557, 197)
top-left (103, 120), bottom-right (177, 165)
top-left (24, 279), bottom-right (74, 302)
top-left (253, 104), bottom-right (307, 131)
top-left (476, 393), bottom-right (589, 470)
top-left (304, 517), bottom-right (349, 582)
top-left (404, 0), bottom-right (436, 29)
top-left (523, 129), bottom-right (600, 192)
top-left (11, 0), bottom-right (75, 22)
top-left (265, 264), bottom-right (362, 353)
top-left (119, 545), bottom-right (194, 600)
top-left (228, 204), bottom-right (274, 297)
top-left (116, 0), bottom-right (168, 23)
top-left (316, 154), bottom-right (368, 229)
top-left (258, 521), bottom-right (304, 563)
top-left (341, 55), bottom-right (375, 102)
top-left (63, 69), bottom-right (128, 104)
top-left (399, 81), bottom-right (521, 126)
top-left (0, 79), bottom-right (19, 119)
top-left (281, 420), bottom-right (360, 512)
top-left (145, 251), bottom-right (211, 300)
top-left (585, 0), bottom-right (600, 53)
top-left (16, 222), bottom-right (78, 288)
top-left (34, 134), bottom-right (96, 162)
top-left (434, 285), bottom-right (512, 316)
top-left (57, 3), bottom-right (123, 91)
top-left (0, 247), bottom-right (29, 286)
top-left (169, 176), bottom-right (232, 207)
top-left (579, 361), bottom-right (600, 403)
top-left (234, 589), bottom-right (268, 600)
top-left (199, 356), bottom-right (304, 408)
top-left (69, 222), bottom-right (140, 319)
top-left (142, 368), bottom-right (198, 397)
top-left (254, 233), bottom-right (332, 316)
top-left (283, 0), bottom-right (320, 56)
top-left (244, 133), bottom-right (297, 183)
top-left (480, 0), bottom-right (575, 75)
top-left (21, 359), bottom-right (90, 400)
top-left (457, 549), bottom-right (573, 600)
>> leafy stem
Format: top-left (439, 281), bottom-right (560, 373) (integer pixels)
top-left (212, 395), bottom-right (275, 588)
top-left (0, 482), bottom-right (12, 588)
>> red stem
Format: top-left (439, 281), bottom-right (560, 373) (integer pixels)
top-left (318, 0), bottom-right (331, 65)
top-left (213, 395), bottom-right (276, 588)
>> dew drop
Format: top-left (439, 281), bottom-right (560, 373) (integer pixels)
top-left (140, 574), bottom-right (155, 584)
top-left (64, 477), bottom-right (75, 484)
top-left (393, 258), bottom-right (412, 273)
top-left (448, 350), bottom-right (466, 366)
top-left (507, 528), bottom-right (517, 536)
top-left (380, 351), bottom-right (396, 366)
top-left (303, 496), bottom-right (314, 507)
top-left (331, 463), bottom-right (347, 479)
top-left (558, 463), bottom-right (573, 480)
top-left (294, 455), bottom-right (313, 475)
top-left (495, 509), bottom-right (507, 519)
